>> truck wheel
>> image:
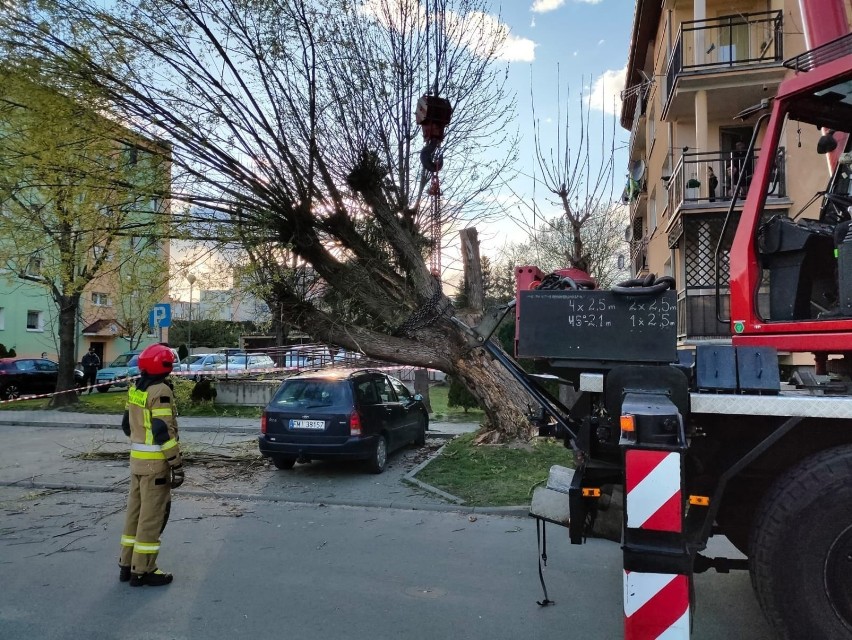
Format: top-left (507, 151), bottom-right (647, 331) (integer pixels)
top-left (749, 445), bottom-right (852, 639)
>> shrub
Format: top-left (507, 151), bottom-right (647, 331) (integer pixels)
top-left (191, 378), bottom-right (217, 403)
top-left (447, 376), bottom-right (480, 413)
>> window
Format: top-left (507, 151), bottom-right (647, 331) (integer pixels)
top-left (355, 379), bottom-right (380, 405)
top-left (91, 292), bottom-right (110, 307)
top-left (0, 307), bottom-right (4, 330)
top-left (25, 257), bottom-right (42, 277)
top-left (649, 189), bottom-right (658, 231)
top-left (93, 245), bottom-right (110, 262)
top-left (389, 377), bottom-right (411, 401)
top-left (374, 376), bottom-right (396, 403)
top-left (26, 310), bottom-right (43, 331)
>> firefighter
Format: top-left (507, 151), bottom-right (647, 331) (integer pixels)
top-left (118, 343), bottom-right (185, 587)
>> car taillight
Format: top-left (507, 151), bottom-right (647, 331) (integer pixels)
top-left (261, 411), bottom-right (268, 434)
top-left (349, 410), bottom-right (362, 436)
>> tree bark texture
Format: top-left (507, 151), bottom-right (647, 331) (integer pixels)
top-left (413, 368), bottom-right (432, 413)
top-left (50, 294), bottom-right (80, 407)
top-left (459, 227), bottom-right (484, 312)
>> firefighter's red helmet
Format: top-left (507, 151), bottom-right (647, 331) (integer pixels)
top-left (138, 344), bottom-right (175, 376)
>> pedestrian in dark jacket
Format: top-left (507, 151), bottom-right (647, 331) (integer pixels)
top-left (81, 347), bottom-right (100, 394)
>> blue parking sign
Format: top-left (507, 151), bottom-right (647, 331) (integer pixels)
top-left (149, 303), bottom-right (172, 329)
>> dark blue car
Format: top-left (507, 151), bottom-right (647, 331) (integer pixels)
top-left (258, 368), bottom-right (428, 473)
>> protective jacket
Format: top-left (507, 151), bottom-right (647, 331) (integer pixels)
top-left (122, 376), bottom-right (182, 474)
top-left (119, 374), bottom-right (182, 578)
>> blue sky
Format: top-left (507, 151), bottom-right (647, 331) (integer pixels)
top-left (469, 0), bottom-right (635, 256)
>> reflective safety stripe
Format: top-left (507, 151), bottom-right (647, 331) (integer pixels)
top-left (161, 439), bottom-right (178, 451)
top-left (133, 542), bottom-right (160, 554)
top-left (131, 443), bottom-right (163, 452)
top-left (151, 408), bottom-right (172, 418)
top-left (130, 450), bottom-right (166, 460)
top-left (130, 443), bottom-right (165, 460)
top-left (120, 535), bottom-right (136, 547)
top-left (128, 387), bottom-right (148, 407)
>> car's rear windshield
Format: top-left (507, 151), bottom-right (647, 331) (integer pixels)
top-left (270, 379), bottom-right (352, 410)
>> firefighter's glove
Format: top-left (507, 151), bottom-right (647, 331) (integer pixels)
top-left (170, 465), bottom-right (185, 489)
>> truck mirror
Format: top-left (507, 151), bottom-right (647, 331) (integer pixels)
top-left (818, 130), bottom-right (838, 154)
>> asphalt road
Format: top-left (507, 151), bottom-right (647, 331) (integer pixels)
top-left (0, 422), bottom-right (774, 639)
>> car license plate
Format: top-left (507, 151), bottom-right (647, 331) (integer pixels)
top-left (289, 419), bottom-right (325, 430)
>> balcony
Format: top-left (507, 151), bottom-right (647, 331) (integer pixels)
top-left (665, 148), bottom-right (787, 221)
top-left (625, 83), bottom-right (651, 161)
top-left (664, 11), bottom-right (786, 121)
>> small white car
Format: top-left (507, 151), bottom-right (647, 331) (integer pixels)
top-left (214, 353), bottom-right (276, 374)
top-left (179, 353), bottom-right (226, 380)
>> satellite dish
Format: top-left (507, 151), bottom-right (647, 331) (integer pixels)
top-left (628, 159), bottom-right (646, 182)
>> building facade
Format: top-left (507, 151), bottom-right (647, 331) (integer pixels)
top-left (620, 0), bottom-right (840, 354)
top-left (0, 75), bottom-right (172, 366)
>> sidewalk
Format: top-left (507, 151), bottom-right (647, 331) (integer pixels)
top-left (0, 409), bottom-right (478, 436)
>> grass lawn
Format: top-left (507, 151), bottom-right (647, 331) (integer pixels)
top-left (427, 384), bottom-right (484, 424)
top-left (416, 432), bottom-right (575, 506)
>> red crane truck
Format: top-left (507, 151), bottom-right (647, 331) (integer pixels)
top-left (460, 4), bottom-right (852, 638)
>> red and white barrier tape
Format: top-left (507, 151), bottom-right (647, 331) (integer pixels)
top-left (0, 360), bottom-right (407, 405)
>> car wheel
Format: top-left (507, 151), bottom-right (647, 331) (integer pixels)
top-left (97, 385), bottom-right (111, 393)
top-left (414, 414), bottom-right (427, 446)
top-left (365, 434), bottom-right (388, 474)
top-left (1, 384), bottom-right (20, 401)
top-left (271, 456), bottom-right (296, 470)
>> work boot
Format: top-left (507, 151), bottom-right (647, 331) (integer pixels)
top-left (119, 565), bottom-right (131, 582)
top-left (129, 569), bottom-right (173, 587)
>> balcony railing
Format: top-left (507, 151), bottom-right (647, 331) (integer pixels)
top-left (667, 148), bottom-right (786, 212)
top-left (629, 240), bottom-right (648, 277)
top-left (666, 11), bottom-right (783, 105)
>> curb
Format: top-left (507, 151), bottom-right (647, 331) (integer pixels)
top-left (401, 441), bottom-right (530, 518)
top-left (0, 478), bottom-right (529, 518)
top-left (0, 419), bottom-right (257, 434)
top-left (0, 419), bottom-right (467, 438)
top-left (402, 442), bottom-right (466, 504)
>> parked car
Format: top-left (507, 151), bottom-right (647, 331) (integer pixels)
top-left (0, 358), bottom-right (84, 400)
top-left (95, 351), bottom-right (141, 392)
top-left (178, 353), bottom-right (226, 380)
top-left (258, 368), bottom-right (428, 473)
top-left (215, 353), bottom-right (276, 373)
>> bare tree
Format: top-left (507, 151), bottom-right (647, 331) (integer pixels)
top-left (1, 0), bottom-right (541, 437)
top-left (526, 74), bottom-right (626, 282)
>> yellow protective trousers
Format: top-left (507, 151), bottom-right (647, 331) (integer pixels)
top-left (119, 470), bottom-right (171, 575)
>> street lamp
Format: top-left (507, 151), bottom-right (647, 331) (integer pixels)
top-left (187, 273), bottom-right (196, 356)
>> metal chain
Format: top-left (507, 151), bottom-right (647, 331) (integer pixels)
top-left (393, 282), bottom-right (453, 337)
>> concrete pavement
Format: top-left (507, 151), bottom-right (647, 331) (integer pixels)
top-left (0, 412), bottom-right (774, 638)
top-left (0, 411), bottom-right (493, 514)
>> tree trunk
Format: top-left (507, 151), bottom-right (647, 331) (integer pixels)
top-left (413, 368), bottom-right (432, 412)
top-left (449, 339), bottom-right (537, 442)
top-left (459, 227), bottom-right (484, 311)
top-left (50, 294), bottom-right (80, 407)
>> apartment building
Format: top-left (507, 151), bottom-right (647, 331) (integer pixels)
top-left (620, 1), bottom-right (836, 349)
top-left (0, 74), bottom-right (171, 365)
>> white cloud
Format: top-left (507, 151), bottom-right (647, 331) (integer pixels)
top-left (587, 66), bottom-right (627, 115)
top-left (448, 11), bottom-right (537, 63)
top-left (530, 16), bottom-right (536, 27)
top-left (531, 0), bottom-right (603, 12)
top-left (598, 39), bottom-right (605, 45)
top-left (531, 0), bottom-right (565, 11)
top-left (360, 2), bottom-right (536, 63)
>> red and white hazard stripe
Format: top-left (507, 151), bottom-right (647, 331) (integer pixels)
top-left (625, 450), bottom-right (682, 532)
top-left (624, 571), bottom-right (690, 639)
